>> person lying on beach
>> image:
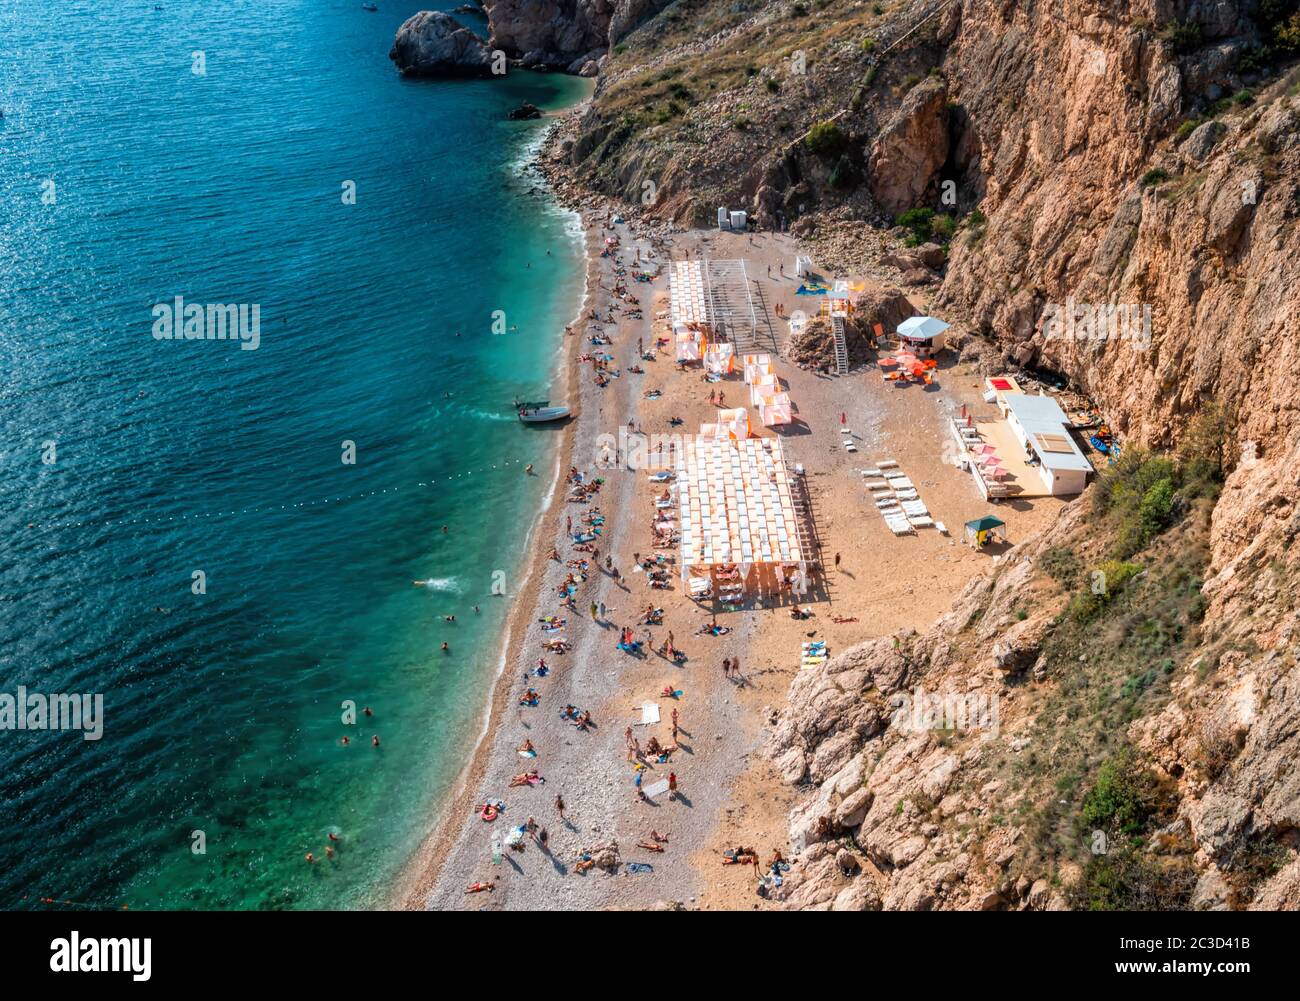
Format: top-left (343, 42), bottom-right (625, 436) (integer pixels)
top-left (571, 710), bottom-right (592, 730)
top-left (575, 855), bottom-right (595, 873)
top-left (637, 840), bottom-right (665, 853)
top-left (519, 689), bottom-right (540, 707)
top-left (464, 880), bottom-right (495, 894)
top-left (509, 769), bottom-right (543, 787)
top-left (650, 830), bottom-right (670, 843)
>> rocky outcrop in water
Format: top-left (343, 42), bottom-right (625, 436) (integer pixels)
top-left (389, 11), bottom-right (495, 77)
top-left (508, 101), bottom-right (544, 120)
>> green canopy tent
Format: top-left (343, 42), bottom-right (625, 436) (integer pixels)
top-left (964, 515), bottom-right (1006, 549)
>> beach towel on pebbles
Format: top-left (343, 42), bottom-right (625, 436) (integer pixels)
top-left (639, 702), bottom-right (661, 725)
top-left (642, 779), bottom-right (670, 799)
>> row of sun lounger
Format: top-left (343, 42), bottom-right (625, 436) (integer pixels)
top-left (861, 460), bottom-right (941, 534)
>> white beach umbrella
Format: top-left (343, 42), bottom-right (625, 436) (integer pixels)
top-left (897, 316), bottom-right (951, 340)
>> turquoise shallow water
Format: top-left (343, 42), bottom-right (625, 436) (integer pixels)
top-left (0, 1), bottom-right (587, 908)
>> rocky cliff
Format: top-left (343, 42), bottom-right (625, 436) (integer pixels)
top-left (541, 0), bottom-right (1300, 909)
top-left (485, 0), bottom-right (613, 71)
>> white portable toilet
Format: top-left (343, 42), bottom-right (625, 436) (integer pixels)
top-left (729, 210), bottom-right (747, 230)
top-left (795, 255), bottom-right (812, 277)
top-left (717, 206), bottom-right (729, 230)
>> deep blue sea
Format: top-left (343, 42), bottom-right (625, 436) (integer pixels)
top-left (0, 1), bottom-right (587, 909)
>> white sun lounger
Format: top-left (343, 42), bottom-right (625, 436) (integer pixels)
top-left (909, 516), bottom-right (934, 528)
top-left (878, 459), bottom-right (899, 469)
top-left (935, 521), bottom-right (948, 535)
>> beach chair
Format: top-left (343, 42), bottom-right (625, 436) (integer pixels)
top-left (908, 516), bottom-right (934, 528)
top-left (878, 459), bottom-right (899, 469)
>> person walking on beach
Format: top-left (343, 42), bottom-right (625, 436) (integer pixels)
top-left (722, 657), bottom-right (731, 679)
top-left (668, 772), bottom-right (678, 801)
top-left (732, 655), bottom-right (740, 679)
top-left (834, 551), bottom-right (842, 570)
top-left (555, 793), bottom-right (565, 820)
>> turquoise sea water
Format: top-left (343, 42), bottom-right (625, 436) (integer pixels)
top-left (0, 1), bottom-right (587, 909)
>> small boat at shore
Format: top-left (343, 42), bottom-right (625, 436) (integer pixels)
top-left (516, 400), bottom-right (570, 424)
top-left (361, 2), bottom-right (378, 10)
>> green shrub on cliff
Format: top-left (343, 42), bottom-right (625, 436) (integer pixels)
top-left (1081, 749), bottom-right (1159, 834)
top-left (829, 154), bottom-right (860, 189)
top-left (1160, 19), bottom-right (1203, 54)
top-left (804, 120), bottom-right (846, 157)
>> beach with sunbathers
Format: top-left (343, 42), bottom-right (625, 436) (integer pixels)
top-left (394, 126), bottom-right (1073, 912)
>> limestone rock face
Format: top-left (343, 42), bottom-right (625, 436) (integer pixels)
top-left (1181, 120), bottom-right (1227, 164)
top-left (868, 77), bottom-right (950, 216)
top-left (486, 0), bottom-right (614, 67)
top-left (389, 11), bottom-right (494, 77)
top-left (608, 0), bottom-right (673, 44)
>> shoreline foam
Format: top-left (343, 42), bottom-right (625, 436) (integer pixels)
top-left (390, 109), bottom-right (595, 909)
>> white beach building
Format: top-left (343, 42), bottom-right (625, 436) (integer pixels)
top-left (1003, 393), bottom-right (1094, 496)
